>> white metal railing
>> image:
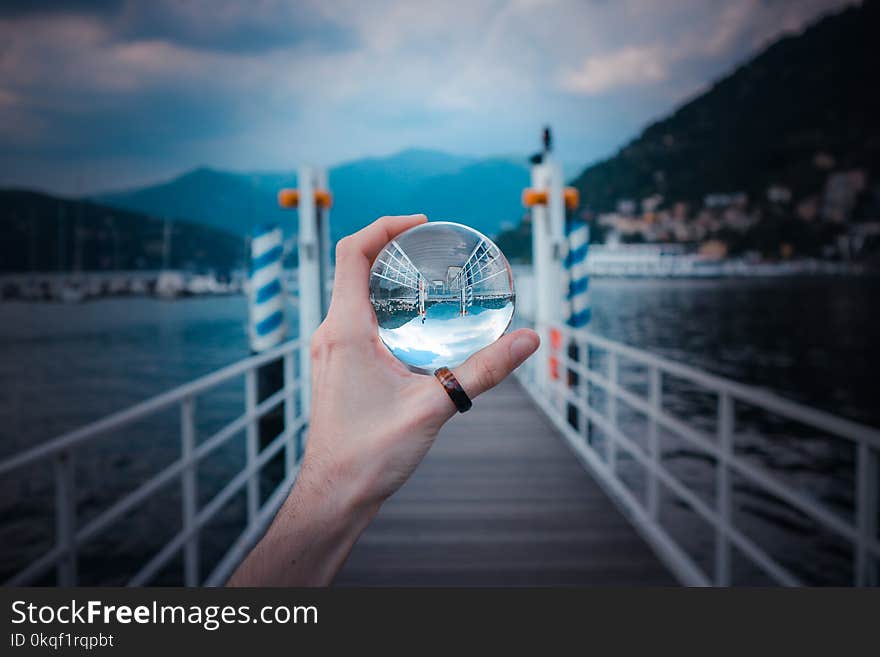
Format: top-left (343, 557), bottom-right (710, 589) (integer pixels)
top-left (0, 339), bottom-right (306, 587)
top-left (4, 318), bottom-right (878, 587)
top-left (516, 322), bottom-right (880, 587)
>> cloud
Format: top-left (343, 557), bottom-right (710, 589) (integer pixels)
top-left (112, 2), bottom-right (356, 54)
top-left (0, 0), bottom-right (355, 54)
top-left (0, 88), bottom-right (18, 107)
top-left (0, 0), bottom-right (861, 194)
top-left (559, 0), bottom-right (856, 97)
top-left (561, 46), bottom-right (668, 95)
top-left (0, 0), bottom-right (124, 18)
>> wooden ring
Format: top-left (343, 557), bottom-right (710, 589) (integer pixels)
top-left (433, 367), bottom-right (472, 413)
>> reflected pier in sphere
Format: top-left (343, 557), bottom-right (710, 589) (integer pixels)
top-left (369, 222), bottom-right (515, 372)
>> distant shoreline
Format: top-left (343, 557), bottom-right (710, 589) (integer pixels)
top-left (584, 258), bottom-right (871, 279)
top-left (510, 258), bottom-right (873, 280)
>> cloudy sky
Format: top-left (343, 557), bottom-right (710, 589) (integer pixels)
top-left (0, 0), bottom-right (856, 194)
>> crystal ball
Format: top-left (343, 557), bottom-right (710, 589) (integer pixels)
top-left (369, 221), bottom-right (515, 373)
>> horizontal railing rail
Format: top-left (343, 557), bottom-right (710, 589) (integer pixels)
top-left (1, 339), bottom-right (306, 587)
top-left (0, 342), bottom-right (302, 478)
top-left (4, 315), bottom-right (877, 588)
top-left (516, 321), bottom-right (879, 587)
top-left (579, 330), bottom-right (880, 448)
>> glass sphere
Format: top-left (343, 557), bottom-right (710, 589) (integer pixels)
top-left (369, 221), bottom-right (515, 373)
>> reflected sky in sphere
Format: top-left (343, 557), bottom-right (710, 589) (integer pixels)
top-left (369, 221), bottom-right (515, 373)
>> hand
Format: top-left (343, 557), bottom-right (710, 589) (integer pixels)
top-left (228, 215), bottom-right (539, 586)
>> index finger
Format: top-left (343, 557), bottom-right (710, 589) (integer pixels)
top-left (328, 214), bottom-right (427, 317)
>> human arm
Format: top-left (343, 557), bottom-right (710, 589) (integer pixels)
top-left (227, 214), bottom-right (539, 586)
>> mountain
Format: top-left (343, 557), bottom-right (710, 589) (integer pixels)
top-left (0, 189), bottom-right (245, 272)
top-left (325, 148), bottom-right (474, 237)
top-left (97, 167), bottom-right (295, 238)
top-left (408, 159), bottom-right (530, 234)
top-left (331, 153), bottom-right (530, 238)
top-left (97, 149), bottom-right (530, 241)
top-left (570, 3), bottom-right (880, 215)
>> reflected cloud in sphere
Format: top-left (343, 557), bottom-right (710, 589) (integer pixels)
top-left (369, 222), bottom-right (515, 373)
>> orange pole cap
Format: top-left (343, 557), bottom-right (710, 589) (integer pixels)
top-left (522, 188), bottom-right (548, 207)
top-left (314, 189), bottom-right (333, 209)
top-left (278, 189), bottom-right (299, 208)
top-left (522, 188), bottom-right (578, 209)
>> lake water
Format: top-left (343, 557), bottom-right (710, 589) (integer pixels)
top-left (0, 297), bottom-right (284, 585)
top-left (1, 277), bottom-right (877, 584)
top-left (583, 277), bottom-right (880, 585)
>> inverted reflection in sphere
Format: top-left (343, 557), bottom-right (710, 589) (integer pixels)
top-left (369, 221), bottom-right (515, 373)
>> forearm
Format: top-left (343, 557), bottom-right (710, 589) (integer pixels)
top-left (226, 215), bottom-right (538, 587)
top-left (227, 462), bottom-right (380, 587)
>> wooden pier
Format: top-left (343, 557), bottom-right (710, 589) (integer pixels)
top-left (5, 330), bottom-right (876, 586)
top-left (337, 378), bottom-right (676, 586)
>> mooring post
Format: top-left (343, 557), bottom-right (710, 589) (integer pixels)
top-left (528, 161), bottom-right (563, 392)
top-left (563, 212), bottom-right (589, 432)
top-left (278, 168), bottom-right (332, 454)
top-left (294, 166), bottom-right (333, 413)
top-left (523, 128), bottom-right (576, 396)
top-left (314, 167), bottom-right (332, 318)
top-left (248, 223), bottom-right (287, 491)
top-left (249, 224), bottom-right (287, 353)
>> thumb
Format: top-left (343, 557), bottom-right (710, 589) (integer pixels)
top-left (453, 329), bottom-right (540, 399)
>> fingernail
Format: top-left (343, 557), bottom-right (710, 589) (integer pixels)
top-left (510, 333), bottom-right (537, 367)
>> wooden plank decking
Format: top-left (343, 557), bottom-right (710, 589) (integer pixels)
top-left (336, 378), bottom-right (676, 586)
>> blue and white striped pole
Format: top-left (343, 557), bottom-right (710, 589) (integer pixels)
top-left (249, 224), bottom-right (287, 353)
top-left (563, 220), bottom-right (591, 328)
top-left (562, 216), bottom-right (591, 445)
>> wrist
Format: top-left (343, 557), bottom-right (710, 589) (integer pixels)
top-left (229, 455), bottom-right (379, 587)
top-left (293, 455), bottom-right (382, 532)
top-left (272, 456), bottom-right (380, 584)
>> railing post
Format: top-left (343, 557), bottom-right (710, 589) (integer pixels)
top-left (245, 369), bottom-right (259, 525)
top-left (180, 396), bottom-right (199, 586)
top-left (647, 366), bottom-right (661, 519)
top-left (607, 350), bottom-right (618, 473)
top-left (54, 450), bottom-right (76, 586)
top-left (715, 392), bottom-right (733, 586)
top-left (283, 350), bottom-right (297, 476)
top-left (855, 442), bottom-right (878, 586)
top-left (579, 338), bottom-right (589, 440)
